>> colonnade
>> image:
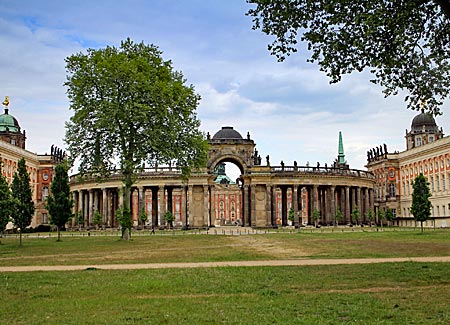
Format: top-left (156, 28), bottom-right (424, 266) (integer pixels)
top-left (70, 183), bottom-right (373, 229)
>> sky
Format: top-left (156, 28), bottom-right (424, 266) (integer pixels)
top-left (0, 0), bottom-right (449, 178)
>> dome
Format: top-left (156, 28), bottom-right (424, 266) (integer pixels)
top-left (0, 109), bottom-right (20, 132)
top-left (411, 111), bottom-right (437, 133)
top-left (212, 126), bottom-right (243, 140)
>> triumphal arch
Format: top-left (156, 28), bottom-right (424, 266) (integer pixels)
top-left (70, 126), bottom-right (375, 228)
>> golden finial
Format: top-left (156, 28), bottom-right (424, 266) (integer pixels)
top-left (2, 96), bottom-right (9, 107)
top-left (420, 99), bottom-right (425, 113)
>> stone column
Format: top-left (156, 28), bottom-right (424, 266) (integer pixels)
top-left (312, 185), bottom-right (319, 212)
top-left (102, 188), bottom-right (108, 225)
top-left (106, 190), bottom-right (111, 227)
top-left (293, 185), bottom-right (299, 228)
top-left (209, 185), bottom-right (215, 225)
top-left (243, 185), bottom-right (249, 226)
top-left (364, 187), bottom-right (370, 219)
top-left (158, 186), bottom-right (165, 226)
top-left (137, 186), bottom-right (145, 221)
top-left (356, 186), bottom-right (367, 222)
top-left (281, 186), bottom-right (287, 226)
top-left (203, 185), bottom-right (209, 227)
top-left (182, 186), bottom-right (187, 227)
top-left (187, 185), bottom-right (193, 227)
top-left (345, 186), bottom-right (351, 224)
top-left (71, 191), bottom-right (77, 227)
top-left (266, 185), bottom-right (273, 227)
top-left (329, 186), bottom-right (336, 225)
top-left (250, 185), bottom-right (256, 226)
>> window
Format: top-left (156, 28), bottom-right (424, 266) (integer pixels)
top-left (416, 137), bottom-right (422, 146)
top-left (10, 139), bottom-right (15, 145)
top-left (443, 175), bottom-right (446, 191)
top-left (431, 177), bottom-right (434, 192)
top-left (389, 183), bottom-right (396, 197)
top-left (391, 209), bottom-right (396, 218)
top-left (42, 186), bottom-right (49, 199)
top-left (437, 176), bottom-right (440, 192)
top-left (42, 213), bottom-right (48, 224)
top-left (429, 136), bottom-right (434, 143)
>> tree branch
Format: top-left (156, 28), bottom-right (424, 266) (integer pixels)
top-left (435, 0), bottom-right (450, 20)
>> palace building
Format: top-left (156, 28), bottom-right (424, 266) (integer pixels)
top-left (0, 97), bottom-right (60, 227)
top-left (367, 111), bottom-right (450, 227)
top-left (70, 126), bottom-right (375, 229)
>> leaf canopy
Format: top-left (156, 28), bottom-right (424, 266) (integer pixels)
top-left (65, 39), bottom-right (208, 185)
top-left (247, 0), bottom-right (450, 114)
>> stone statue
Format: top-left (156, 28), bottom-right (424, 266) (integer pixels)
top-left (266, 155), bottom-right (270, 166)
top-left (207, 132), bottom-right (210, 140)
top-left (384, 143), bottom-right (388, 155)
top-left (280, 160), bottom-right (284, 170)
top-left (247, 132), bottom-right (250, 140)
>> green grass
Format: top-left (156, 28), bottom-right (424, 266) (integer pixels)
top-left (1, 262), bottom-right (450, 324)
top-left (1, 229), bottom-right (450, 266)
top-left (1, 230), bottom-right (450, 323)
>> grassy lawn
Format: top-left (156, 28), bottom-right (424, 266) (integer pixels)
top-left (1, 229), bottom-right (450, 266)
top-left (1, 262), bottom-right (450, 324)
top-left (1, 230), bottom-right (450, 324)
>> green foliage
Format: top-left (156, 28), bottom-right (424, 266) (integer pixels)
top-left (335, 206), bottom-right (343, 225)
top-left (288, 207), bottom-right (295, 222)
top-left (116, 207), bottom-right (132, 239)
top-left (46, 163), bottom-right (74, 241)
top-left (247, 1), bottom-right (450, 114)
top-left (164, 211), bottom-right (175, 228)
top-left (411, 173), bottom-right (432, 232)
top-left (11, 158), bottom-right (35, 246)
top-left (367, 209), bottom-right (375, 226)
top-left (377, 208), bottom-right (385, 227)
top-left (93, 210), bottom-right (103, 227)
top-left (311, 208), bottom-right (321, 226)
top-left (74, 210), bottom-right (83, 226)
top-left (352, 206), bottom-right (360, 224)
top-left (65, 38), bottom-right (208, 239)
top-left (0, 162), bottom-right (12, 237)
top-left (138, 207), bottom-right (147, 225)
top-left (385, 208), bottom-right (395, 222)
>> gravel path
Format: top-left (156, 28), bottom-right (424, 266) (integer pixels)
top-left (1, 256), bottom-right (450, 272)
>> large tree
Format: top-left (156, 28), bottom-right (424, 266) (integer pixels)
top-left (46, 163), bottom-right (74, 241)
top-left (11, 158), bottom-right (35, 246)
top-left (65, 39), bottom-right (208, 239)
top-left (0, 162), bottom-right (12, 242)
top-left (247, 0), bottom-right (450, 114)
top-left (411, 173), bottom-right (432, 232)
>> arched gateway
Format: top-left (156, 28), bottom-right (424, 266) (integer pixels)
top-left (70, 126), bottom-right (375, 228)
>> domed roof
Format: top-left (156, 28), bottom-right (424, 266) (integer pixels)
top-left (411, 111), bottom-right (437, 132)
top-left (0, 109), bottom-right (20, 132)
top-left (212, 126), bottom-right (243, 140)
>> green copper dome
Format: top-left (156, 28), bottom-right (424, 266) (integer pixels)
top-left (0, 109), bottom-right (20, 132)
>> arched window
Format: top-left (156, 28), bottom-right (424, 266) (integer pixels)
top-left (389, 183), bottom-right (395, 197)
top-left (42, 186), bottom-right (49, 199)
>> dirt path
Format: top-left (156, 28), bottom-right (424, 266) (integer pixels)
top-left (1, 256), bottom-right (450, 272)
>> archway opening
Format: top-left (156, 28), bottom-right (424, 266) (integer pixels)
top-left (212, 161), bottom-right (243, 227)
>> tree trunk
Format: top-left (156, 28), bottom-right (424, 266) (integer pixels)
top-left (57, 226), bottom-right (61, 241)
top-left (421, 221), bottom-right (424, 233)
top-left (19, 230), bottom-right (22, 247)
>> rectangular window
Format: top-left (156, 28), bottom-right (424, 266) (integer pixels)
top-left (392, 209), bottom-right (396, 218)
top-left (437, 176), bottom-right (440, 191)
top-left (42, 213), bottom-right (48, 224)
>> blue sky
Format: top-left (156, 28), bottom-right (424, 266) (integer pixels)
top-left (1, 0), bottom-right (448, 177)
